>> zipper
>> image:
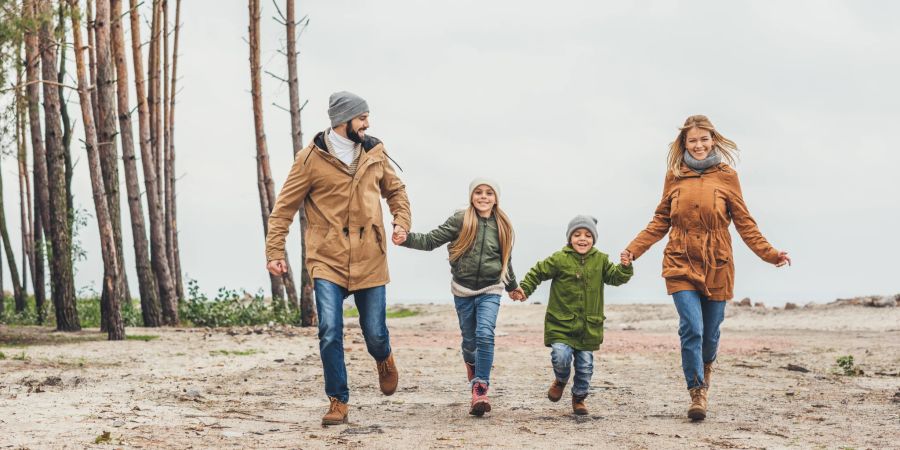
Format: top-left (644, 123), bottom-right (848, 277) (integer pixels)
top-left (580, 254), bottom-right (587, 340)
top-left (474, 217), bottom-right (487, 288)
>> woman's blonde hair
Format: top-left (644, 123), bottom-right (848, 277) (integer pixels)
top-left (667, 115), bottom-right (739, 177)
top-left (448, 188), bottom-right (515, 284)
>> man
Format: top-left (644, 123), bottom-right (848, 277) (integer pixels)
top-left (265, 91), bottom-right (410, 425)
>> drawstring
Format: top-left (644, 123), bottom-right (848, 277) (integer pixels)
top-left (383, 150), bottom-right (404, 172)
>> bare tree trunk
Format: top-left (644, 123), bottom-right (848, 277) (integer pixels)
top-left (110, 0), bottom-right (162, 327)
top-left (6, 51), bottom-right (27, 313)
top-left (70, 0), bottom-right (125, 340)
top-left (39, 0), bottom-right (80, 332)
top-left (130, 0), bottom-right (178, 325)
top-left (284, 0), bottom-right (314, 325)
top-left (18, 97), bottom-right (32, 298)
top-left (149, 0), bottom-right (164, 226)
top-left (57, 1), bottom-right (75, 236)
top-left (249, 0), bottom-right (286, 302)
top-left (93, 0), bottom-right (132, 333)
top-left (23, 0), bottom-right (48, 323)
top-left (165, 0), bottom-right (184, 301)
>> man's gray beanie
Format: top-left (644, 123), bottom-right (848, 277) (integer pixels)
top-left (567, 215), bottom-right (598, 242)
top-left (328, 91), bottom-right (369, 127)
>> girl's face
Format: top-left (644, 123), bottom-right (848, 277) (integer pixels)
top-left (471, 185), bottom-right (496, 217)
top-left (684, 127), bottom-right (715, 161)
top-left (570, 229), bottom-right (594, 254)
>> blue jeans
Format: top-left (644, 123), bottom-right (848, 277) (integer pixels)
top-left (454, 293), bottom-right (501, 386)
top-left (550, 343), bottom-right (594, 397)
top-left (314, 279), bottom-right (392, 403)
top-left (672, 290), bottom-right (726, 389)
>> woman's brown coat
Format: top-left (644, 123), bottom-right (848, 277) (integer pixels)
top-left (265, 132), bottom-right (411, 291)
top-left (627, 164), bottom-right (779, 300)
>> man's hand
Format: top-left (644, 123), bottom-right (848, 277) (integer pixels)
top-left (267, 259), bottom-right (288, 276)
top-left (392, 224), bottom-right (408, 245)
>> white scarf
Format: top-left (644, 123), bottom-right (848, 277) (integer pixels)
top-left (327, 128), bottom-right (357, 167)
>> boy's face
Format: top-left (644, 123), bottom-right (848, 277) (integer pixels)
top-left (570, 229), bottom-right (594, 254)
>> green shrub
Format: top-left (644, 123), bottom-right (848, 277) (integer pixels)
top-left (178, 279), bottom-right (300, 327)
top-left (836, 355), bottom-right (863, 376)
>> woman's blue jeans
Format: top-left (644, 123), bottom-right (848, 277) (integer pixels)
top-left (453, 293), bottom-right (501, 386)
top-left (672, 290), bottom-right (726, 389)
top-left (314, 279), bottom-right (392, 404)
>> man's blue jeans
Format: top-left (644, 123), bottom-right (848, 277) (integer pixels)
top-left (315, 279), bottom-right (392, 403)
top-left (550, 343), bottom-right (594, 397)
top-left (672, 290), bottom-right (726, 389)
top-left (453, 293), bottom-right (501, 386)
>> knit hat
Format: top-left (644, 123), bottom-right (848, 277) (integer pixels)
top-left (468, 178), bottom-right (501, 202)
top-left (567, 215), bottom-right (598, 243)
top-left (328, 91), bottom-right (369, 127)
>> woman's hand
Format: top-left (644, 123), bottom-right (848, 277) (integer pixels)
top-left (620, 250), bottom-right (633, 266)
top-left (392, 225), bottom-right (408, 245)
top-left (775, 251), bottom-right (792, 267)
top-left (267, 260), bottom-right (288, 276)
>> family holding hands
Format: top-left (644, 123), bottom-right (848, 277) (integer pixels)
top-left (265, 92), bottom-right (790, 426)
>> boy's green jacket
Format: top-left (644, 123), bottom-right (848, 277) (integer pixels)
top-left (520, 246), bottom-right (633, 351)
top-left (401, 210), bottom-right (518, 292)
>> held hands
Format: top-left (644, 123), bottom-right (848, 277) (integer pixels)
top-left (392, 224), bottom-right (408, 245)
top-left (508, 287), bottom-right (527, 302)
top-left (266, 259), bottom-right (288, 276)
top-left (775, 251), bottom-right (792, 267)
top-left (620, 250), bottom-right (634, 266)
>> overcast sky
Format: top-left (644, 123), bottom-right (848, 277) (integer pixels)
top-left (4, 0), bottom-right (898, 306)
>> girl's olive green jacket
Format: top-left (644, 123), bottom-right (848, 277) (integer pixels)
top-left (520, 246), bottom-right (633, 351)
top-left (401, 210), bottom-right (518, 292)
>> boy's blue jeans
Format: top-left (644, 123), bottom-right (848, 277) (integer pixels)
top-left (453, 293), bottom-right (501, 386)
top-left (314, 278), bottom-right (392, 404)
top-left (672, 290), bottom-right (726, 389)
top-left (550, 343), bottom-right (594, 398)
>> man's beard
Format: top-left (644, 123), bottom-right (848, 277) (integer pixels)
top-left (346, 120), bottom-right (364, 144)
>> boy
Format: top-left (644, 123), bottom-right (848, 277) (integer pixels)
top-left (517, 215), bottom-right (633, 415)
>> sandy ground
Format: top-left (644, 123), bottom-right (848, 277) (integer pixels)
top-left (2, 302), bottom-right (899, 449)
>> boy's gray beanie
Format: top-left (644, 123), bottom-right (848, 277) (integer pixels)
top-left (567, 215), bottom-right (598, 242)
top-left (328, 91), bottom-right (369, 127)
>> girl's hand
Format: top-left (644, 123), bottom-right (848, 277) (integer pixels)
top-left (392, 225), bottom-right (408, 245)
top-left (775, 251), bottom-right (791, 267)
top-left (509, 287), bottom-right (527, 301)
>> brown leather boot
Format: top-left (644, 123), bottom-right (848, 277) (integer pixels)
top-left (547, 379), bottom-right (566, 402)
top-left (377, 353), bottom-right (398, 395)
top-left (572, 395), bottom-right (588, 415)
top-left (688, 387), bottom-right (708, 421)
top-left (322, 397), bottom-right (349, 426)
top-left (703, 362), bottom-right (713, 389)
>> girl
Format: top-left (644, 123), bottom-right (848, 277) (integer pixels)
top-left (623, 115), bottom-right (791, 420)
top-left (396, 178), bottom-right (520, 416)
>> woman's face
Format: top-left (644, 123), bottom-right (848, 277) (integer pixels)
top-left (471, 185), bottom-right (496, 217)
top-left (684, 127), bottom-right (715, 161)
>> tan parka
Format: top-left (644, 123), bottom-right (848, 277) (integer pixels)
top-left (265, 132), bottom-right (411, 291)
top-left (626, 163), bottom-right (779, 300)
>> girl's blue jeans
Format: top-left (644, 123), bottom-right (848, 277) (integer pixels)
top-left (453, 293), bottom-right (501, 386)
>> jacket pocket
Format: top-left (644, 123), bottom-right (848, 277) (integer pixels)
top-left (307, 226), bottom-right (333, 258)
top-left (584, 315), bottom-right (605, 345)
top-left (372, 224), bottom-right (386, 255)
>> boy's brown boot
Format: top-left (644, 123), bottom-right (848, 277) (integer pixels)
top-left (687, 387), bottom-right (707, 421)
top-left (703, 362), bottom-right (713, 388)
top-left (322, 397), bottom-right (349, 426)
top-left (376, 353), bottom-right (398, 395)
top-left (547, 379), bottom-right (566, 402)
top-left (465, 362), bottom-right (475, 382)
top-left (572, 395), bottom-right (589, 415)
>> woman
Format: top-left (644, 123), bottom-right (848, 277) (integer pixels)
top-left (623, 115), bottom-right (790, 421)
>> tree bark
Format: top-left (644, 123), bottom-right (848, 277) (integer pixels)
top-left (0, 154), bottom-right (25, 313)
top-left (249, 0), bottom-right (286, 302)
top-left (165, 0), bottom-right (184, 301)
top-left (39, 0), bottom-right (80, 331)
top-left (93, 0), bottom-right (132, 333)
top-left (129, 0), bottom-right (178, 325)
top-left (70, 0), bottom-right (125, 340)
top-left (110, 0), bottom-right (161, 327)
top-left (23, 0), bottom-right (48, 323)
top-left (284, 0), bottom-right (314, 325)
top-left (57, 2), bottom-right (75, 236)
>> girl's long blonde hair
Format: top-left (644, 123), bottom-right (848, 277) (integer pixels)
top-left (667, 115), bottom-right (739, 177)
top-left (448, 193), bottom-right (515, 285)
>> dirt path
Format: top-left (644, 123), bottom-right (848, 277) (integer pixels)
top-left (2, 303), bottom-right (899, 449)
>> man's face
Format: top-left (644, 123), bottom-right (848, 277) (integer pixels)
top-left (346, 113), bottom-right (370, 143)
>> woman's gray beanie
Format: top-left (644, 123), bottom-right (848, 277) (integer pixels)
top-left (328, 91), bottom-right (369, 127)
top-left (567, 215), bottom-right (598, 242)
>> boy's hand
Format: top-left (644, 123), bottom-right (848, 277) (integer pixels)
top-left (509, 287), bottom-right (527, 301)
top-left (619, 250), bottom-right (633, 266)
top-left (392, 225), bottom-right (408, 245)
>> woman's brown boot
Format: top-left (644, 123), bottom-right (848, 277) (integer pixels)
top-left (687, 387), bottom-right (707, 420)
